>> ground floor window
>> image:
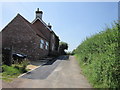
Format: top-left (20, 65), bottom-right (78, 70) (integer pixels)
top-left (40, 39), bottom-right (44, 49)
top-left (45, 42), bottom-right (49, 50)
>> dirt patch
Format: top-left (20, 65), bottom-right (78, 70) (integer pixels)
top-left (26, 65), bottom-right (39, 70)
top-left (26, 60), bottom-right (48, 70)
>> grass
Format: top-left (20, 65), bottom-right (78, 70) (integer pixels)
top-left (1, 59), bottom-right (29, 82)
top-left (1, 65), bottom-right (20, 82)
top-left (74, 22), bottom-right (119, 88)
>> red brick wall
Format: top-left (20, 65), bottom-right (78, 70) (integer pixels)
top-left (32, 20), bottom-right (51, 41)
top-left (2, 15), bottom-right (49, 60)
top-left (32, 20), bottom-right (58, 54)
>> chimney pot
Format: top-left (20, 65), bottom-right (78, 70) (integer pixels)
top-left (37, 8), bottom-right (39, 11)
top-left (48, 23), bottom-right (52, 29)
top-left (36, 8), bottom-right (43, 19)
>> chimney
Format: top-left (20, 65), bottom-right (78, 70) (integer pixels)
top-left (36, 8), bottom-right (43, 19)
top-left (48, 23), bottom-right (52, 29)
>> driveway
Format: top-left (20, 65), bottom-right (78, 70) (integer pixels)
top-left (2, 56), bottom-right (92, 88)
top-left (20, 56), bottom-right (65, 79)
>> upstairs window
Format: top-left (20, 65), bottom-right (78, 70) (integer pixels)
top-left (52, 34), bottom-right (54, 40)
top-left (52, 44), bottom-right (54, 51)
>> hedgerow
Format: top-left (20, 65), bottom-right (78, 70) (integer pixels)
top-left (75, 22), bottom-right (120, 88)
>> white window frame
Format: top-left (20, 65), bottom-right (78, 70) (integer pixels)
top-left (40, 39), bottom-right (44, 49)
top-left (45, 42), bottom-right (49, 50)
top-left (52, 34), bottom-right (54, 40)
top-left (52, 44), bottom-right (54, 51)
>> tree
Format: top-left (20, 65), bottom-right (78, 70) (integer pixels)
top-left (59, 42), bottom-right (68, 55)
top-left (71, 49), bottom-right (76, 55)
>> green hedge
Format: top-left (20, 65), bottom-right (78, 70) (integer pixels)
top-left (75, 22), bottom-right (120, 88)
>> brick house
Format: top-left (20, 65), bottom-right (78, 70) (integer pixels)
top-left (1, 8), bottom-right (60, 60)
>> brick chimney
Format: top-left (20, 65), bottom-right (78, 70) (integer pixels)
top-left (48, 23), bottom-right (52, 29)
top-left (36, 8), bottom-right (43, 19)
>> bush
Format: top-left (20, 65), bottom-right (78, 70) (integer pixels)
top-left (13, 59), bottom-right (29, 73)
top-left (2, 65), bottom-right (20, 75)
top-left (2, 59), bottom-right (29, 78)
top-left (75, 22), bottom-right (119, 88)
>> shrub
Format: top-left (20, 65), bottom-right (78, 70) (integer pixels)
top-left (2, 59), bottom-right (29, 78)
top-left (75, 22), bottom-right (119, 88)
top-left (2, 65), bottom-right (20, 75)
top-left (13, 59), bottom-right (29, 73)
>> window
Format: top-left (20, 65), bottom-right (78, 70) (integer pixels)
top-left (41, 39), bottom-right (44, 44)
top-left (45, 42), bottom-right (49, 50)
top-left (52, 34), bottom-right (54, 40)
top-left (52, 44), bottom-right (54, 51)
top-left (40, 39), bottom-right (44, 49)
top-left (40, 43), bottom-right (43, 49)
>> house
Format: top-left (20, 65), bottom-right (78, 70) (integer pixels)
top-left (1, 8), bottom-right (60, 60)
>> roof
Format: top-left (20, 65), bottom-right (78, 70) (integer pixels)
top-left (32, 18), bottom-right (52, 31)
top-left (16, 14), bottom-right (47, 40)
top-left (32, 19), bottom-right (51, 40)
top-left (32, 18), bottom-right (59, 41)
top-left (2, 13), bottom-right (59, 41)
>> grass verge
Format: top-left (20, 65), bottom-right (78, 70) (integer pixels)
top-left (1, 60), bottom-right (29, 82)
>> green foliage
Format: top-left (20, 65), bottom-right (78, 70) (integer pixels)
top-left (59, 41), bottom-right (68, 50)
top-left (2, 65), bottom-right (20, 75)
top-left (2, 59), bottom-right (29, 81)
top-left (59, 41), bottom-right (68, 55)
top-left (71, 49), bottom-right (76, 55)
top-left (13, 59), bottom-right (29, 73)
top-left (75, 22), bottom-right (119, 88)
top-left (2, 64), bottom-right (20, 81)
top-left (66, 51), bottom-right (75, 55)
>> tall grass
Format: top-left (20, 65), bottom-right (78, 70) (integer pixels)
top-left (75, 22), bottom-right (119, 88)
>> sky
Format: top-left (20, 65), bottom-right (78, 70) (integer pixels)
top-left (0, 2), bottom-right (118, 51)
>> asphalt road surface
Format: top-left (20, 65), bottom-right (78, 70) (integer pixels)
top-left (20, 56), bottom-right (66, 79)
top-left (2, 56), bottom-right (92, 88)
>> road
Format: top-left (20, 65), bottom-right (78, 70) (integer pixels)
top-left (2, 56), bottom-right (92, 88)
top-left (20, 56), bottom-right (65, 80)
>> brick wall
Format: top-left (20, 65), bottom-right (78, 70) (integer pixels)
top-left (2, 14), bottom-right (49, 60)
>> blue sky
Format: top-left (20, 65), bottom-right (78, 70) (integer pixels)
top-left (0, 2), bottom-right (118, 51)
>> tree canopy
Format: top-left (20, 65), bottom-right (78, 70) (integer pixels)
top-left (59, 41), bottom-right (68, 55)
top-left (59, 42), bottom-right (68, 50)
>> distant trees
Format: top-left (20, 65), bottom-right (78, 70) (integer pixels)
top-left (59, 41), bottom-right (68, 55)
top-left (71, 49), bottom-right (76, 55)
top-left (66, 49), bottom-right (76, 55)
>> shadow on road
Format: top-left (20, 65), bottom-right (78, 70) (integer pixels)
top-left (42, 55), bottom-right (69, 66)
top-left (57, 55), bottom-right (69, 60)
top-left (20, 55), bottom-right (70, 80)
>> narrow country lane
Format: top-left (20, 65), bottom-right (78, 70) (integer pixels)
top-left (3, 56), bottom-right (92, 88)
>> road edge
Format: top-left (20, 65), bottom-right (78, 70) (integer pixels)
top-left (18, 61), bottom-right (48, 78)
top-left (18, 57), bottom-right (57, 78)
